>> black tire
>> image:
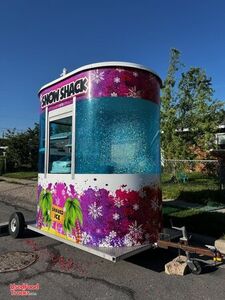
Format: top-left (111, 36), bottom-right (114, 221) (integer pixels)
top-left (189, 260), bottom-right (202, 275)
top-left (8, 212), bottom-right (25, 238)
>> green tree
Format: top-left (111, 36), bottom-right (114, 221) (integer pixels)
top-left (177, 68), bottom-right (223, 157)
top-left (161, 48), bottom-right (185, 158)
top-left (161, 49), bottom-right (223, 159)
top-left (5, 123), bottom-right (39, 171)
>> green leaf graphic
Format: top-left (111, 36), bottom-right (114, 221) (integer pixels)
top-left (38, 189), bottom-right (52, 227)
top-left (63, 197), bottom-right (83, 233)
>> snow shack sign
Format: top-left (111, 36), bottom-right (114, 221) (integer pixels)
top-left (41, 77), bottom-right (88, 109)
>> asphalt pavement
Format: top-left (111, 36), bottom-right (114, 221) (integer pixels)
top-left (1, 180), bottom-right (225, 300)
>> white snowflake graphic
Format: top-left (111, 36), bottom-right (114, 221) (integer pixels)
top-left (127, 86), bottom-right (141, 98)
top-left (128, 221), bottom-right (143, 240)
top-left (133, 204), bottom-right (139, 211)
top-left (113, 213), bottom-right (120, 220)
top-left (151, 197), bottom-right (160, 211)
top-left (99, 231), bottom-right (117, 247)
top-left (105, 236), bottom-right (112, 244)
top-left (145, 233), bottom-right (150, 240)
top-left (81, 232), bottom-right (92, 245)
top-left (91, 70), bottom-right (104, 84)
top-left (88, 202), bottom-right (103, 219)
top-left (99, 240), bottom-right (112, 247)
top-left (133, 72), bottom-right (138, 77)
top-left (114, 76), bottom-right (120, 83)
top-left (123, 234), bottom-right (133, 246)
top-left (116, 68), bottom-right (125, 73)
top-left (111, 92), bottom-right (118, 97)
top-left (95, 191), bottom-right (101, 198)
top-left (114, 198), bottom-right (124, 208)
top-left (109, 231), bottom-right (117, 238)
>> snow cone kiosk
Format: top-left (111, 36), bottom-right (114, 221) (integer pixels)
top-left (36, 62), bottom-right (162, 260)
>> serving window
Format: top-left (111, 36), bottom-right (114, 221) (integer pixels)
top-left (38, 103), bottom-right (75, 176)
top-left (48, 116), bottom-right (72, 174)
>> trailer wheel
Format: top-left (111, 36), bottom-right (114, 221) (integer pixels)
top-left (8, 212), bottom-right (25, 238)
top-left (189, 260), bottom-right (202, 275)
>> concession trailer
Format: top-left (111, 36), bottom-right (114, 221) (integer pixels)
top-left (10, 61), bottom-right (163, 261)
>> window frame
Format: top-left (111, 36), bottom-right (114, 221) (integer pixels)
top-left (44, 100), bottom-right (76, 179)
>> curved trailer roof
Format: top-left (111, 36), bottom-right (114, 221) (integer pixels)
top-left (38, 61), bottom-right (162, 95)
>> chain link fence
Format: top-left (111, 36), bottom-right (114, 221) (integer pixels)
top-left (162, 159), bottom-right (219, 181)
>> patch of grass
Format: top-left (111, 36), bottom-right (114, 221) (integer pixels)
top-left (162, 172), bottom-right (223, 204)
top-left (163, 203), bottom-right (225, 238)
top-left (162, 206), bottom-right (183, 215)
top-left (3, 172), bottom-right (38, 180)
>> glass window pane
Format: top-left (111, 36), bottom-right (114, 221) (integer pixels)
top-left (48, 116), bottom-right (72, 174)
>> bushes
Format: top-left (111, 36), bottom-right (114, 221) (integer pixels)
top-left (0, 157), bottom-right (5, 175)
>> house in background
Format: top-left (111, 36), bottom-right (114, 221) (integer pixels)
top-left (215, 121), bottom-right (225, 149)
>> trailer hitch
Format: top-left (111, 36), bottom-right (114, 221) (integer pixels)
top-left (157, 225), bottom-right (224, 275)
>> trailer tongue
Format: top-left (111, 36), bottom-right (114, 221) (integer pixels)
top-left (157, 226), bottom-right (223, 275)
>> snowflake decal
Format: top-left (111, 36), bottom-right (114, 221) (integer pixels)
top-left (114, 76), bottom-right (120, 83)
top-left (151, 197), bottom-right (160, 211)
top-left (133, 204), bottom-right (139, 211)
top-left (133, 72), bottom-right (138, 77)
top-left (145, 233), bottom-right (150, 239)
top-left (111, 92), bottom-right (118, 97)
top-left (99, 240), bottom-right (112, 247)
top-left (113, 213), bottom-right (120, 220)
top-left (127, 86), bottom-right (141, 98)
top-left (109, 231), bottom-right (117, 238)
top-left (99, 231), bottom-right (117, 247)
top-left (114, 198), bottom-right (124, 208)
top-left (88, 202), bottom-right (103, 219)
top-left (128, 221), bottom-right (143, 240)
top-left (123, 234), bottom-right (133, 247)
top-left (91, 70), bottom-right (104, 84)
top-left (81, 232), bottom-right (92, 245)
top-left (116, 68), bottom-right (125, 73)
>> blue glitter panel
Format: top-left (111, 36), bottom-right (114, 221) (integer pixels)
top-left (75, 97), bottom-right (160, 174)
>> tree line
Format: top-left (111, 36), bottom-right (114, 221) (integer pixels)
top-left (0, 124), bottom-right (39, 172)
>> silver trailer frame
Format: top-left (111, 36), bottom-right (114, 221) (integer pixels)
top-left (27, 223), bottom-right (152, 262)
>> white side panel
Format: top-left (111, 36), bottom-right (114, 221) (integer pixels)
top-left (38, 173), bottom-right (160, 194)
